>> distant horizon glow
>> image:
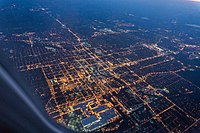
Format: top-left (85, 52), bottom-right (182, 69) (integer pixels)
top-left (189, 0), bottom-right (200, 2)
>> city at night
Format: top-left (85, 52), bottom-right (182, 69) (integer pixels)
top-left (0, 0), bottom-right (200, 133)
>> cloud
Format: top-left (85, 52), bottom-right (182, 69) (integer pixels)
top-left (186, 24), bottom-right (200, 28)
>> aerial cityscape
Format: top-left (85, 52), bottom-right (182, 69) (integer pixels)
top-left (0, 0), bottom-right (200, 132)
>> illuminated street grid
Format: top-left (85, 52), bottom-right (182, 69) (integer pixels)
top-left (1, 6), bottom-right (200, 133)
